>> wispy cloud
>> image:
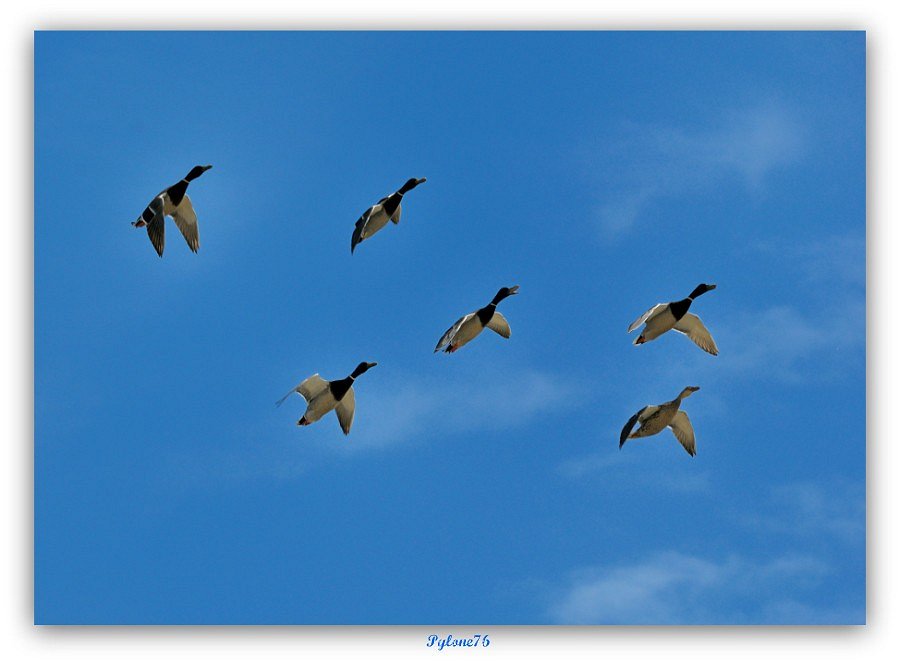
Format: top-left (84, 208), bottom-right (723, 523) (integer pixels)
top-left (546, 550), bottom-right (846, 624)
top-left (166, 367), bottom-right (580, 484)
top-left (556, 449), bottom-right (632, 478)
top-left (539, 477), bottom-right (865, 624)
top-left (353, 367), bottom-right (580, 451)
top-left (557, 448), bottom-right (712, 494)
top-left (592, 102), bottom-right (806, 239)
top-left (742, 480), bottom-right (865, 543)
top-left (704, 231), bottom-right (865, 381)
top-left (753, 232), bottom-right (865, 289)
top-left (710, 302), bottom-right (863, 382)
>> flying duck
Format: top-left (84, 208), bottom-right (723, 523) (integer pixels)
top-left (434, 286), bottom-right (519, 354)
top-left (627, 283), bottom-right (719, 355)
top-left (619, 386), bottom-right (701, 456)
top-left (276, 362), bottom-right (377, 434)
top-left (132, 165), bottom-right (212, 257)
top-left (351, 177), bottom-right (427, 253)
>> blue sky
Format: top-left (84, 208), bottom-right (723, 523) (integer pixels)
top-left (34, 31), bottom-right (865, 624)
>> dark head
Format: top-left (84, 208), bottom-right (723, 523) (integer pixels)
top-left (350, 361), bottom-right (378, 378)
top-left (688, 283), bottom-right (716, 300)
top-left (491, 285), bottom-right (520, 305)
top-left (185, 164), bottom-right (213, 181)
top-left (398, 177), bottom-right (427, 194)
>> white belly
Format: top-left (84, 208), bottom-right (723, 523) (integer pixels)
top-left (304, 391), bottom-right (338, 423)
top-left (643, 308), bottom-right (677, 340)
top-left (362, 206), bottom-right (390, 239)
top-left (452, 316), bottom-right (485, 348)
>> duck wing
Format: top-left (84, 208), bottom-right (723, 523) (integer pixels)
top-left (276, 374), bottom-right (329, 407)
top-left (144, 196), bottom-right (166, 257)
top-left (668, 410), bottom-right (696, 456)
top-left (171, 194), bottom-right (200, 253)
top-left (334, 387), bottom-right (356, 435)
top-left (673, 313), bottom-right (719, 355)
top-left (619, 410), bottom-right (643, 448)
top-left (627, 303), bottom-right (667, 333)
top-left (486, 311), bottom-right (511, 339)
top-left (351, 207), bottom-right (373, 253)
top-left (434, 313), bottom-right (475, 352)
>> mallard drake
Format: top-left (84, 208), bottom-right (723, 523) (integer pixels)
top-left (619, 386), bottom-right (701, 456)
top-left (351, 177), bottom-right (427, 253)
top-left (628, 283), bottom-right (718, 355)
top-left (434, 286), bottom-right (519, 354)
top-left (276, 362), bottom-right (377, 434)
top-left (132, 165), bottom-right (212, 257)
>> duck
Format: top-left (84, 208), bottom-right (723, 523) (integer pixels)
top-left (276, 362), bottom-right (377, 434)
top-left (619, 386), bottom-right (701, 456)
top-left (351, 177), bottom-right (427, 253)
top-left (434, 286), bottom-right (519, 354)
top-left (132, 165), bottom-right (212, 257)
top-left (627, 283), bottom-right (719, 355)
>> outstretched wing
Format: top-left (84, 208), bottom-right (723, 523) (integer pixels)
top-left (434, 313), bottom-right (474, 352)
top-left (334, 387), bottom-right (356, 435)
top-left (350, 209), bottom-right (371, 254)
top-left (627, 303), bottom-right (667, 333)
top-left (486, 311), bottom-right (511, 339)
top-left (619, 410), bottom-right (643, 448)
top-left (276, 374), bottom-right (329, 407)
top-left (390, 202), bottom-right (402, 225)
top-left (673, 313), bottom-right (719, 356)
top-left (144, 196), bottom-right (166, 257)
top-left (171, 194), bottom-right (200, 253)
top-left (351, 197), bottom-right (389, 253)
top-left (668, 410), bottom-right (696, 456)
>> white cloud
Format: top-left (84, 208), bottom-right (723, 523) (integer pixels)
top-left (557, 449), bottom-right (712, 494)
top-left (547, 550), bottom-right (839, 624)
top-left (352, 367), bottom-right (580, 451)
top-left (743, 480), bottom-right (865, 543)
top-left (166, 367), bottom-right (580, 484)
top-left (541, 478), bottom-right (865, 624)
top-left (710, 301), bottom-right (863, 382)
top-left (556, 450), bottom-right (632, 478)
top-left (754, 232), bottom-right (865, 288)
top-left (593, 102), bottom-right (806, 239)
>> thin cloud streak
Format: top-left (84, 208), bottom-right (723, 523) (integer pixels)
top-left (711, 301), bottom-right (863, 382)
top-left (355, 368), bottom-right (580, 451)
top-left (753, 232), bottom-right (865, 288)
top-left (547, 550), bottom-right (842, 624)
top-left (593, 102), bottom-right (807, 239)
top-left (742, 480), bottom-right (865, 543)
top-left (557, 449), bottom-right (712, 494)
top-left (167, 367), bottom-right (582, 484)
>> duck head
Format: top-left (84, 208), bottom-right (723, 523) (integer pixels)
top-left (185, 164), bottom-right (213, 181)
top-left (398, 177), bottom-right (427, 194)
top-left (491, 285), bottom-right (520, 304)
top-left (678, 386), bottom-right (701, 399)
top-left (688, 283), bottom-right (716, 299)
top-left (350, 361), bottom-right (378, 378)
